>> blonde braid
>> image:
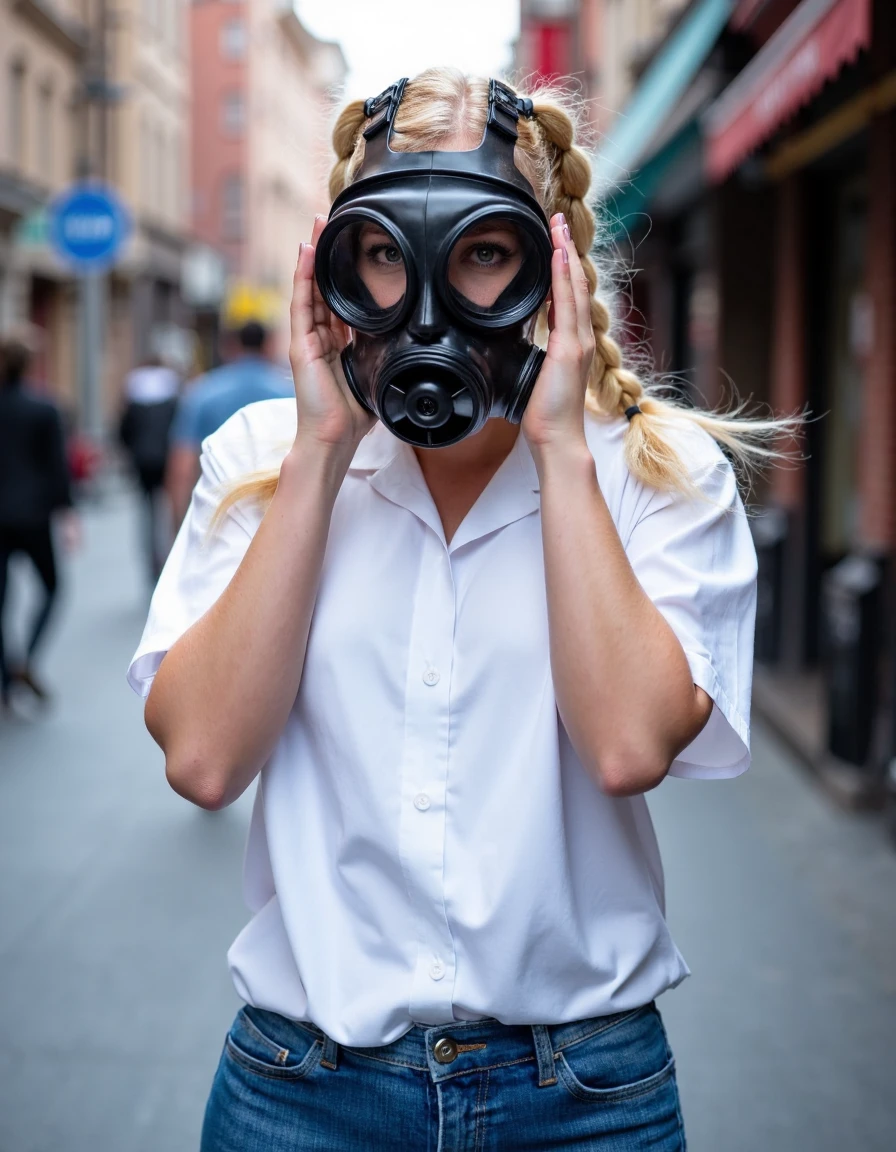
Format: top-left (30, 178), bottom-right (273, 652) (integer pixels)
top-left (328, 99), bottom-right (369, 202)
top-left (525, 96), bottom-right (696, 488)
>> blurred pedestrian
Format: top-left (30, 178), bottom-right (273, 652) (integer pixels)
top-left (119, 354), bottom-right (180, 582)
top-left (0, 336), bottom-right (80, 711)
top-left (165, 321), bottom-right (293, 530)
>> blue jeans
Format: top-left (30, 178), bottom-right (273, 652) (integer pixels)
top-left (200, 1000), bottom-right (686, 1150)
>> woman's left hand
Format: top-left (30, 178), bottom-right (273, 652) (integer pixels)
top-left (521, 213), bottom-right (595, 455)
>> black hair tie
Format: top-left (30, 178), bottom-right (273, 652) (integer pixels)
top-left (624, 405), bottom-right (642, 421)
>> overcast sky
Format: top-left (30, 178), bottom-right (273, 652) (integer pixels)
top-left (294, 0), bottom-right (521, 100)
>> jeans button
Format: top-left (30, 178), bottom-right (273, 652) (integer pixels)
top-left (433, 1037), bottom-right (458, 1064)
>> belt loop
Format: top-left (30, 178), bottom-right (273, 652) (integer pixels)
top-left (320, 1033), bottom-right (339, 1071)
top-left (531, 1025), bottom-right (557, 1087)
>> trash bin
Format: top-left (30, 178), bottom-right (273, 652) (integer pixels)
top-left (750, 507), bottom-right (788, 665)
top-left (821, 554), bottom-right (884, 767)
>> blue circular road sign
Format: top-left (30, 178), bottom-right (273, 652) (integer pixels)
top-left (49, 184), bottom-right (131, 270)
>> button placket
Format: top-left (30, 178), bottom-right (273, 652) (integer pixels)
top-left (397, 533), bottom-right (459, 1021)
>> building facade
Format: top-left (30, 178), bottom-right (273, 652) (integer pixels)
top-left (0, 0), bottom-right (89, 411)
top-left (0, 0), bottom-right (192, 431)
top-left (573, 0), bottom-right (895, 804)
top-left (190, 0), bottom-right (345, 361)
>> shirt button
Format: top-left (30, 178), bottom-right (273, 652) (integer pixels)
top-left (414, 793), bottom-right (431, 811)
top-left (423, 668), bottom-right (440, 686)
top-left (429, 959), bottom-right (445, 981)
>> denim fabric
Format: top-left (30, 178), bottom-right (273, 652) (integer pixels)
top-left (200, 1000), bottom-right (686, 1150)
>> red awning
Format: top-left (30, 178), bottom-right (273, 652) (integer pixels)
top-left (706, 0), bottom-right (871, 182)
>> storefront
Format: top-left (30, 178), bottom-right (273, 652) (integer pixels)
top-left (705, 0), bottom-right (895, 794)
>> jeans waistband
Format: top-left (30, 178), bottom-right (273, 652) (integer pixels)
top-left (258, 1003), bottom-right (656, 1087)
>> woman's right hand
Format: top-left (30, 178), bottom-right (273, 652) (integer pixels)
top-left (289, 215), bottom-right (375, 452)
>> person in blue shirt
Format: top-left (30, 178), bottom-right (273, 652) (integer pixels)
top-left (165, 320), bottom-right (293, 530)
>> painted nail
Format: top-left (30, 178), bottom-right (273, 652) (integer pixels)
top-left (562, 246), bottom-right (569, 264)
top-left (557, 212), bottom-right (567, 225)
top-left (563, 225), bottom-right (571, 241)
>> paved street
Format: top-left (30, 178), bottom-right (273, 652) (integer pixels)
top-left (1, 485), bottom-right (895, 1152)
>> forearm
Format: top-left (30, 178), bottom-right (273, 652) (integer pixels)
top-left (145, 440), bottom-right (351, 809)
top-left (536, 443), bottom-right (705, 796)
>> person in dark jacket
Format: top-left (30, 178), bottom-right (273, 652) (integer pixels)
top-left (119, 354), bottom-right (179, 582)
top-left (0, 337), bottom-right (79, 710)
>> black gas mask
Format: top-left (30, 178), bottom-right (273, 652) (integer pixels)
top-left (315, 78), bottom-right (553, 448)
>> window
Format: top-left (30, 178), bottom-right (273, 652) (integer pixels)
top-left (221, 173), bottom-right (243, 239)
top-left (221, 90), bottom-right (245, 134)
top-left (37, 82), bottom-right (53, 182)
top-left (8, 60), bottom-right (26, 167)
top-left (220, 19), bottom-right (246, 60)
top-left (69, 95), bottom-right (82, 179)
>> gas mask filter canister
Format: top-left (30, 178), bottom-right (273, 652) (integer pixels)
top-left (314, 78), bottom-right (553, 448)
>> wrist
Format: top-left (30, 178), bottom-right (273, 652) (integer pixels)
top-left (280, 435), bottom-right (357, 500)
top-left (530, 436), bottom-right (594, 489)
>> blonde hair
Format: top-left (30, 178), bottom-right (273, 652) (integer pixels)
top-left (219, 68), bottom-right (799, 519)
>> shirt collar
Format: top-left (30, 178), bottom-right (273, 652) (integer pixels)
top-left (349, 421), bottom-right (541, 551)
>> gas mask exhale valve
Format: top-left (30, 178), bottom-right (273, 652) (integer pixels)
top-left (315, 78), bottom-right (553, 448)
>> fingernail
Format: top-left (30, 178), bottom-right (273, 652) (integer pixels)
top-left (562, 246), bottom-right (569, 265)
top-left (563, 225), bottom-right (571, 241)
top-left (557, 212), bottom-right (566, 225)
top-left (315, 213), bottom-right (327, 223)
top-left (299, 242), bottom-right (306, 256)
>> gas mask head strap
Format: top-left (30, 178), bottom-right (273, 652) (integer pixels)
top-left (361, 76), bottom-right (536, 145)
top-left (363, 78), bottom-right (409, 139)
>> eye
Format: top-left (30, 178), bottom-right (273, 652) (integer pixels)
top-left (365, 243), bottom-right (402, 266)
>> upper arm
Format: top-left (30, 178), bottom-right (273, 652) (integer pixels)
top-left (128, 422), bottom-right (258, 700)
top-left (624, 443), bottom-right (757, 780)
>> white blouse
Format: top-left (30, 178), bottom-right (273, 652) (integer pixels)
top-left (128, 398), bottom-right (757, 1048)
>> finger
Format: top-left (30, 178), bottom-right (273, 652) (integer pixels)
top-left (550, 215), bottom-right (594, 360)
top-left (309, 216), bottom-right (329, 325)
top-left (290, 242), bottom-right (316, 344)
top-left (561, 229), bottom-right (595, 350)
top-left (547, 224), bottom-right (576, 337)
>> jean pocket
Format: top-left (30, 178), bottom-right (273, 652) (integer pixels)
top-left (555, 1003), bottom-right (676, 1104)
top-left (224, 1006), bottom-right (324, 1082)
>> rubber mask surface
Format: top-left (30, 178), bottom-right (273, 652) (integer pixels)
top-left (315, 79), bottom-right (553, 448)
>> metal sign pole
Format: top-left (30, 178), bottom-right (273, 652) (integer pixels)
top-left (78, 269), bottom-right (105, 443)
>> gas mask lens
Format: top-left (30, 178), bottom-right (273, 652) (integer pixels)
top-left (327, 219), bottom-right (408, 331)
top-left (445, 217), bottom-right (548, 327)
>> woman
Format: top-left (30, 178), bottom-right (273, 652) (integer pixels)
top-left (129, 70), bottom-right (791, 1150)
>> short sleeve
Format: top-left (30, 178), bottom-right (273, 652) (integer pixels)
top-left (624, 445), bottom-right (758, 780)
top-left (126, 435), bottom-right (254, 698)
